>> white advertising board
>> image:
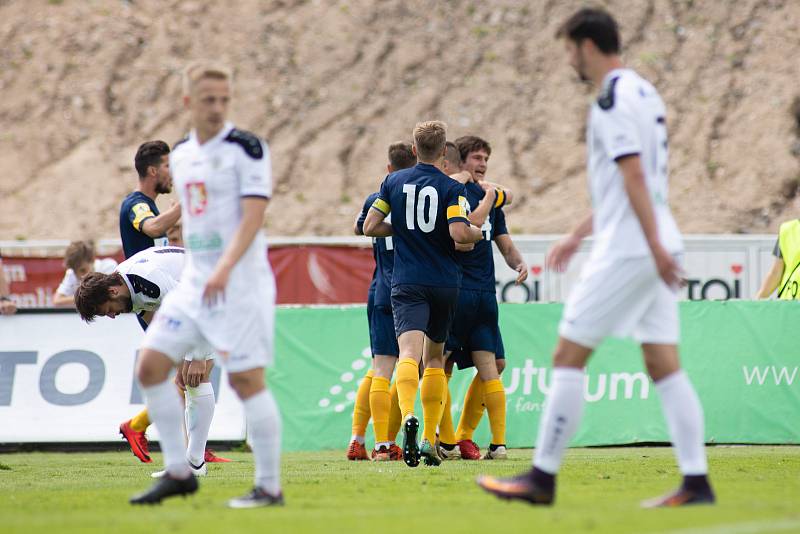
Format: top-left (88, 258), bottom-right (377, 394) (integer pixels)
top-left (0, 312), bottom-right (245, 442)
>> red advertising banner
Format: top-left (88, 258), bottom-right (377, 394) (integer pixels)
top-left (2, 246), bottom-right (375, 307)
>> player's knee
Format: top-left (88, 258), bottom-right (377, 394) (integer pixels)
top-left (135, 350), bottom-right (172, 387)
top-left (227, 370), bottom-right (264, 399)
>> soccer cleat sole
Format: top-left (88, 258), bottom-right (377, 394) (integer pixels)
top-left (129, 475), bottom-right (198, 505)
top-left (402, 416), bottom-right (420, 468)
top-left (476, 475), bottom-right (555, 506)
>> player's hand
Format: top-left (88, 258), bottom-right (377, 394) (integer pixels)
top-left (546, 234), bottom-right (581, 273)
top-left (652, 244), bottom-right (686, 289)
top-left (174, 364), bottom-right (186, 391)
top-left (455, 242), bottom-right (475, 252)
top-left (203, 266), bottom-right (230, 307)
top-left (0, 299), bottom-right (17, 315)
top-left (183, 359), bottom-right (206, 388)
top-left (514, 262), bottom-right (528, 285)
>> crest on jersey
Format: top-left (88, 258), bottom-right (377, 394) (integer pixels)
top-left (186, 182), bottom-right (208, 215)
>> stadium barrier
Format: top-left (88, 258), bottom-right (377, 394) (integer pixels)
top-left (0, 234), bottom-right (779, 306)
top-left (2, 301), bottom-right (798, 450)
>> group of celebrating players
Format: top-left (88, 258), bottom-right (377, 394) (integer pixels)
top-left (67, 7), bottom-right (716, 509)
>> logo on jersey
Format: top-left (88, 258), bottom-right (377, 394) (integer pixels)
top-left (186, 182), bottom-right (208, 216)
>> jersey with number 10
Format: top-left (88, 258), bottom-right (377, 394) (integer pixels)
top-left (372, 163), bottom-right (469, 288)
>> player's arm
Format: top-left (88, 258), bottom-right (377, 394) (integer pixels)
top-left (363, 187), bottom-right (393, 237)
top-left (52, 292), bottom-right (75, 307)
top-left (546, 212), bottom-right (593, 272)
top-left (140, 203), bottom-right (181, 239)
top-left (140, 310), bottom-right (155, 325)
top-left (493, 210), bottom-right (527, 284)
top-left (447, 188), bottom-right (482, 244)
top-left (619, 155), bottom-right (682, 287)
top-left (480, 180), bottom-right (513, 206)
top-left (756, 257), bottom-right (784, 299)
top-left (467, 185), bottom-right (496, 227)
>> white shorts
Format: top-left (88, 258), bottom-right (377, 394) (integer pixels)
top-left (558, 255), bottom-right (680, 349)
top-left (141, 280), bottom-right (275, 373)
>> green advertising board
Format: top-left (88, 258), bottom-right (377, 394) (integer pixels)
top-left (270, 301), bottom-right (800, 452)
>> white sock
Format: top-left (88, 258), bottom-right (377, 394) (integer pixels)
top-left (351, 434), bottom-right (365, 445)
top-left (185, 382), bottom-right (215, 466)
top-left (142, 380), bottom-right (190, 478)
top-left (533, 368), bottom-right (585, 474)
top-left (244, 389), bottom-right (282, 495)
top-left (655, 370), bottom-right (708, 475)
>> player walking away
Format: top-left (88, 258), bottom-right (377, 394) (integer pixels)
top-left (75, 246), bottom-right (218, 478)
top-left (347, 142), bottom-right (416, 462)
top-left (129, 63), bottom-right (282, 507)
top-left (364, 120), bottom-right (482, 467)
top-left (478, 8), bottom-right (715, 507)
top-left (52, 241), bottom-right (118, 307)
top-left (117, 140), bottom-right (181, 463)
top-left (756, 217), bottom-right (800, 299)
top-left (438, 136), bottom-right (527, 461)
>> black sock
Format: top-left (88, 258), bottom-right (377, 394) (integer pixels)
top-left (682, 474), bottom-right (712, 494)
top-left (529, 467), bottom-right (556, 492)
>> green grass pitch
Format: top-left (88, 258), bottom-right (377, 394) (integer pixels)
top-left (2, 447), bottom-right (799, 534)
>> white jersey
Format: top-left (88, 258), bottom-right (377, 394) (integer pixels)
top-left (116, 247), bottom-right (186, 313)
top-left (587, 68), bottom-right (683, 260)
top-left (169, 122), bottom-right (273, 301)
top-left (57, 258), bottom-right (117, 296)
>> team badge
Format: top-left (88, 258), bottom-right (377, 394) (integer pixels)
top-left (186, 182), bottom-right (208, 215)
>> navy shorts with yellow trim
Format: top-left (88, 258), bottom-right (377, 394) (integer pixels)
top-left (369, 303), bottom-right (400, 357)
top-left (391, 284), bottom-right (459, 344)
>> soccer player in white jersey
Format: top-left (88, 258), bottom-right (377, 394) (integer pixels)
top-left (128, 63), bottom-right (282, 508)
top-left (75, 246), bottom-right (218, 477)
top-left (478, 8), bottom-right (715, 507)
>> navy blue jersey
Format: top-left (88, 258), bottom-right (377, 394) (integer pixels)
top-left (119, 191), bottom-right (163, 259)
top-left (373, 163), bottom-right (469, 288)
top-left (458, 181), bottom-right (508, 291)
top-left (357, 191), bottom-right (395, 307)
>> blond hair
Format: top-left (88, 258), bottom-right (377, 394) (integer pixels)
top-left (412, 121), bottom-right (447, 162)
top-left (182, 61), bottom-right (232, 95)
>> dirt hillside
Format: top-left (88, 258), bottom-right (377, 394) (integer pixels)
top-left (1, 0), bottom-right (799, 240)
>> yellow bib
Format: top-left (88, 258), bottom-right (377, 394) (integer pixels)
top-left (777, 219), bottom-right (800, 300)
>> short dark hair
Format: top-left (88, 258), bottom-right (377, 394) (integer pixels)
top-left (135, 140), bottom-right (170, 178)
top-left (387, 141), bottom-right (416, 170)
top-left (444, 141), bottom-right (461, 168)
top-left (64, 240), bottom-right (95, 271)
top-left (556, 8), bottom-right (620, 55)
top-left (75, 271), bottom-right (123, 322)
top-left (454, 135), bottom-right (491, 163)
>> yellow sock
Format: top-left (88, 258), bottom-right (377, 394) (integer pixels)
top-left (421, 367), bottom-right (446, 445)
top-left (388, 380), bottom-right (402, 442)
top-left (438, 373), bottom-right (456, 445)
top-left (483, 378), bottom-right (507, 445)
top-left (351, 369), bottom-right (374, 438)
top-left (369, 376), bottom-right (391, 444)
top-left (130, 408), bottom-right (150, 432)
top-left (396, 358), bottom-right (419, 419)
top-left (456, 374), bottom-right (485, 441)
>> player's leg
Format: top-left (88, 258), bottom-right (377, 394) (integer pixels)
top-left (369, 354), bottom-right (397, 461)
top-left (478, 337), bottom-right (592, 504)
top-left (120, 409), bottom-right (152, 463)
top-left (184, 356), bottom-right (217, 471)
top-left (419, 336), bottom-right (446, 466)
top-left (347, 367), bottom-right (373, 460)
top-left (436, 355), bottom-right (460, 460)
top-left (455, 370), bottom-right (484, 459)
top-left (472, 351), bottom-right (506, 460)
top-left (387, 380), bottom-right (402, 457)
top-left (226, 366), bottom-right (283, 508)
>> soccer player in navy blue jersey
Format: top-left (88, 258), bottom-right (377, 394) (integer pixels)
top-left (347, 142), bottom-right (416, 462)
top-left (363, 121), bottom-right (482, 467)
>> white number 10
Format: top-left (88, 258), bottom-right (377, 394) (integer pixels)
top-left (402, 184), bottom-right (439, 233)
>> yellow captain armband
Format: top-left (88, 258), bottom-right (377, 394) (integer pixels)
top-left (447, 196), bottom-right (468, 220)
top-left (371, 198), bottom-right (391, 216)
top-left (494, 188), bottom-right (506, 208)
top-left (131, 202), bottom-right (156, 231)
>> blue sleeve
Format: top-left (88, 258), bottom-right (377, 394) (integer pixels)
top-left (357, 193), bottom-right (379, 234)
top-left (445, 181), bottom-right (469, 225)
top-left (493, 207), bottom-right (508, 238)
top-left (372, 176), bottom-right (392, 216)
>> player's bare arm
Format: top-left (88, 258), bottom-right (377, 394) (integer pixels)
top-left (495, 234), bottom-right (528, 284)
top-left (362, 208), bottom-right (393, 237)
top-left (546, 212), bottom-right (593, 273)
top-left (449, 220), bottom-right (483, 245)
top-left (203, 196), bottom-right (268, 306)
top-left (466, 185), bottom-right (496, 227)
top-left (755, 257), bottom-right (785, 299)
top-left (480, 180), bottom-right (514, 206)
top-left (618, 155), bottom-right (683, 288)
top-left (52, 292), bottom-right (75, 307)
top-left (141, 203), bottom-right (182, 239)
top-left (183, 359), bottom-right (207, 388)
